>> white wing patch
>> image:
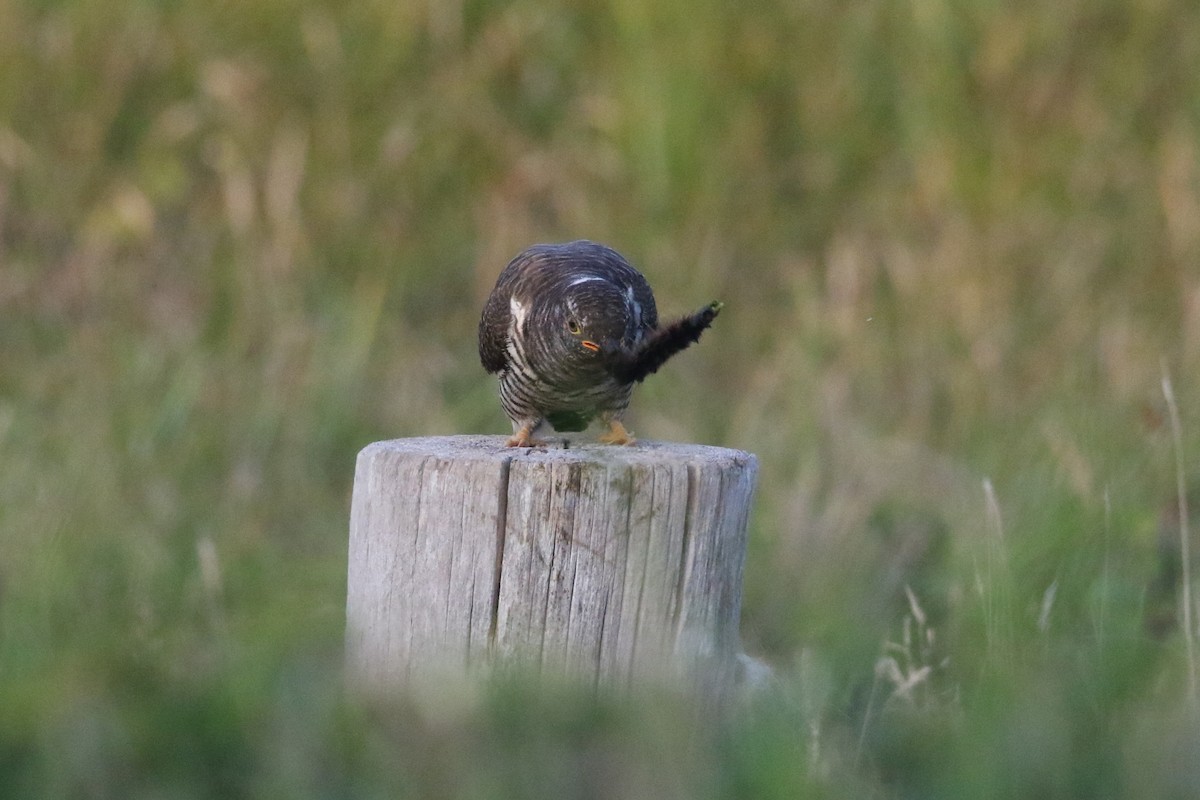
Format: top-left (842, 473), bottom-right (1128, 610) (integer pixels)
top-left (625, 286), bottom-right (642, 328)
top-left (567, 275), bottom-right (604, 288)
top-left (509, 296), bottom-right (529, 336)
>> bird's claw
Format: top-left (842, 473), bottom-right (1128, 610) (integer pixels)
top-left (506, 423), bottom-right (542, 447)
top-left (598, 419), bottom-right (635, 446)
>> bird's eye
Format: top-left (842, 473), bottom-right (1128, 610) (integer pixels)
top-left (566, 318), bottom-right (581, 335)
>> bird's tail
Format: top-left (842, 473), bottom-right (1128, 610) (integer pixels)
top-left (604, 301), bottom-right (723, 384)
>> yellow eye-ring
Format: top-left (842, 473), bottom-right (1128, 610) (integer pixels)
top-left (566, 318), bottom-right (581, 335)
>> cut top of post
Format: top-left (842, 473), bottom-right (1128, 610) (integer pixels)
top-left (354, 434), bottom-right (756, 469)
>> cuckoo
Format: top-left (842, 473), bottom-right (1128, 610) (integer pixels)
top-left (478, 240), bottom-right (721, 447)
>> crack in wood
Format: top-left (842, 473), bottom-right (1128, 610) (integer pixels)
top-left (488, 456), bottom-right (512, 651)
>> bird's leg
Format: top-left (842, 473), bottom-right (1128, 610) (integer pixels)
top-left (506, 419), bottom-right (544, 447)
top-left (598, 415), bottom-right (636, 446)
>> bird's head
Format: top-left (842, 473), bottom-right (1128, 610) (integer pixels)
top-left (555, 279), bottom-right (643, 361)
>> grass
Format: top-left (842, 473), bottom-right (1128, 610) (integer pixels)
top-left (1162, 363), bottom-right (1195, 701)
top-left (2, 0), bottom-right (1200, 796)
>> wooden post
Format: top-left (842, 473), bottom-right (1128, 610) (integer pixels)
top-left (346, 435), bottom-right (757, 691)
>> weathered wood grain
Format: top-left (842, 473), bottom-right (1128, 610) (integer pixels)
top-left (346, 435), bottom-right (757, 690)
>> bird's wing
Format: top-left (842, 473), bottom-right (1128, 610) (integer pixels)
top-left (478, 271), bottom-right (515, 374)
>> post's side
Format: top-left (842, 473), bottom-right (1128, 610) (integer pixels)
top-left (346, 435), bottom-right (757, 690)
top-left (346, 440), bottom-right (507, 686)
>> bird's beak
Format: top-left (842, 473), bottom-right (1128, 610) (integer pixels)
top-left (580, 340), bottom-right (600, 352)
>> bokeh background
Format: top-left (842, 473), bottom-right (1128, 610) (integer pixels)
top-left (3, 0), bottom-right (1200, 796)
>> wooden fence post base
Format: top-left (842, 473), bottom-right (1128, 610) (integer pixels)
top-left (346, 435), bottom-right (757, 691)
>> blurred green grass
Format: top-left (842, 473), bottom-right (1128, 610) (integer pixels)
top-left (2, 0), bottom-right (1200, 796)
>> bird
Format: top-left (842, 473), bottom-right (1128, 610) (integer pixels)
top-left (479, 240), bottom-right (722, 447)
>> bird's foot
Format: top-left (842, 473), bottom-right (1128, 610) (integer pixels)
top-left (598, 419), bottom-right (636, 446)
top-left (506, 422), bottom-right (543, 448)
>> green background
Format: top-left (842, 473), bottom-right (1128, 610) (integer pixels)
top-left (2, 0), bottom-right (1199, 796)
